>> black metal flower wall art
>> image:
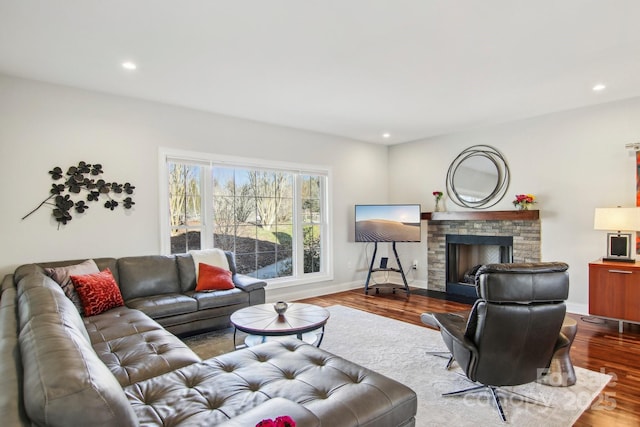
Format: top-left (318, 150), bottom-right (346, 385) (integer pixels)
top-left (22, 161), bottom-right (136, 229)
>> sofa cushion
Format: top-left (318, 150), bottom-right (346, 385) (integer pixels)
top-left (84, 305), bottom-right (167, 343)
top-left (175, 253), bottom-right (198, 293)
top-left (117, 255), bottom-right (182, 301)
top-left (187, 288), bottom-right (248, 310)
top-left (126, 293), bottom-right (198, 319)
top-left (84, 306), bottom-right (201, 387)
top-left (44, 259), bottom-right (100, 314)
top-left (84, 307), bottom-right (200, 386)
top-left (72, 269), bottom-right (125, 316)
top-left (19, 313), bottom-right (137, 427)
top-left (196, 263), bottom-right (235, 291)
top-left (92, 328), bottom-right (201, 387)
top-left (125, 339), bottom-right (417, 427)
top-left (153, 304), bottom-right (247, 336)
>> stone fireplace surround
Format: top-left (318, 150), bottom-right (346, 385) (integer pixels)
top-left (424, 210), bottom-right (541, 292)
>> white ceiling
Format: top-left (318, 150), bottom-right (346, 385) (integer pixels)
top-left (1, 1), bottom-right (640, 145)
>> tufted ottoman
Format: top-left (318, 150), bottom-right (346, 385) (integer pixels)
top-left (125, 338), bottom-right (417, 426)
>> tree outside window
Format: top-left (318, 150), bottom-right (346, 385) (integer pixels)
top-left (302, 175), bottom-right (322, 273)
top-left (169, 163), bottom-right (202, 254)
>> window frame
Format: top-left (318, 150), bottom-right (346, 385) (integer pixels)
top-left (159, 148), bottom-right (333, 289)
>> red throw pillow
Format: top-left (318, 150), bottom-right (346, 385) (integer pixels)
top-left (71, 268), bottom-right (125, 316)
top-left (196, 263), bottom-right (235, 291)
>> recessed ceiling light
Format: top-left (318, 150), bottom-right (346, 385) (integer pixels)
top-left (382, 133), bottom-right (391, 139)
top-left (592, 83), bottom-right (606, 91)
top-left (122, 62), bottom-right (137, 70)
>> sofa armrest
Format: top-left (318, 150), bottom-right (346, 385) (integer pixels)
top-left (2, 274), bottom-right (15, 294)
top-left (233, 274), bottom-right (267, 292)
top-left (216, 397), bottom-right (320, 427)
top-left (0, 276), bottom-right (29, 427)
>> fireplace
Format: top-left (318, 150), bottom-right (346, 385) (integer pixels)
top-left (445, 234), bottom-right (513, 297)
top-left (426, 212), bottom-right (541, 295)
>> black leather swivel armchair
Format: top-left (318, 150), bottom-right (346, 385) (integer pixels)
top-left (430, 262), bottom-right (570, 422)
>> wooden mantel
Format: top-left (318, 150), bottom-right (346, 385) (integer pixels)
top-left (421, 210), bottom-right (539, 221)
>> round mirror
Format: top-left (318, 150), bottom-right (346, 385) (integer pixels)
top-left (446, 145), bottom-right (510, 209)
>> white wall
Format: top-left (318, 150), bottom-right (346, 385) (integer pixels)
top-left (6, 73), bottom-right (638, 310)
top-left (0, 74), bottom-right (388, 298)
top-left (389, 97), bottom-right (640, 312)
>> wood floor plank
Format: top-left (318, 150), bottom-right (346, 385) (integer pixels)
top-left (298, 288), bottom-right (640, 426)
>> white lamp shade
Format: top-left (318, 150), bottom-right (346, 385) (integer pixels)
top-left (594, 207), bottom-right (640, 231)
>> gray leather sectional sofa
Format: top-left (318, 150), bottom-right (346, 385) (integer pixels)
top-left (0, 253), bottom-right (417, 426)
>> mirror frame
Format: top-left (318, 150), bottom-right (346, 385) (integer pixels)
top-left (446, 145), bottom-right (510, 209)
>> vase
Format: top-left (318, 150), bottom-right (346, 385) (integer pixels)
top-left (435, 198), bottom-right (442, 212)
top-left (274, 301), bottom-right (288, 315)
top-left (517, 203), bottom-right (530, 210)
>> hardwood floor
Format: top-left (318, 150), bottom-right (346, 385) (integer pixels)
top-left (299, 288), bottom-right (640, 426)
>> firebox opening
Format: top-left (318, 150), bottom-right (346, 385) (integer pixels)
top-left (445, 234), bottom-right (513, 298)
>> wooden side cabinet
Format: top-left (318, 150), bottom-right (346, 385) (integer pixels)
top-left (589, 260), bottom-right (640, 332)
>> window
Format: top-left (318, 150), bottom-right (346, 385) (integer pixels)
top-left (160, 149), bottom-right (332, 286)
top-left (168, 162), bottom-right (204, 252)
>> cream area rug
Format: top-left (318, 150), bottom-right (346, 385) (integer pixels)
top-left (183, 305), bottom-right (611, 427)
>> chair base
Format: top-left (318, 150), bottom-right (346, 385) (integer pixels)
top-left (425, 351), bottom-right (454, 369)
top-left (443, 383), bottom-right (551, 422)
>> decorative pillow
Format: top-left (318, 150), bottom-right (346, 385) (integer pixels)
top-left (189, 248), bottom-right (230, 281)
top-left (44, 259), bottom-right (100, 314)
top-left (195, 263), bottom-right (235, 291)
top-left (71, 268), bottom-right (125, 316)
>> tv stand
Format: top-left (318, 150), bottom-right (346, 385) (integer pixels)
top-left (364, 242), bottom-right (410, 297)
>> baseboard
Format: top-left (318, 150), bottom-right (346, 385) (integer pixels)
top-left (266, 277), bottom-right (429, 302)
top-left (404, 279), bottom-right (428, 289)
top-left (266, 280), bottom-right (363, 302)
top-left (566, 302), bottom-right (588, 315)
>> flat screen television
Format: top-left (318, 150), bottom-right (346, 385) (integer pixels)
top-left (355, 204), bottom-right (421, 242)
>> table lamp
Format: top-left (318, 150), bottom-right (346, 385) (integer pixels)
top-left (594, 207), bottom-right (640, 262)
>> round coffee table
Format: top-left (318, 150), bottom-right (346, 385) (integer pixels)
top-left (230, 303), bottom-right (330, 349)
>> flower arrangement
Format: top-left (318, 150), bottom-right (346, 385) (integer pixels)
top-left (513, 194), bottom-right (536, 210)
top-left (256, 416), bottom-right (296, 427)
top-left (433, 191), bottom-right (444, 211)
